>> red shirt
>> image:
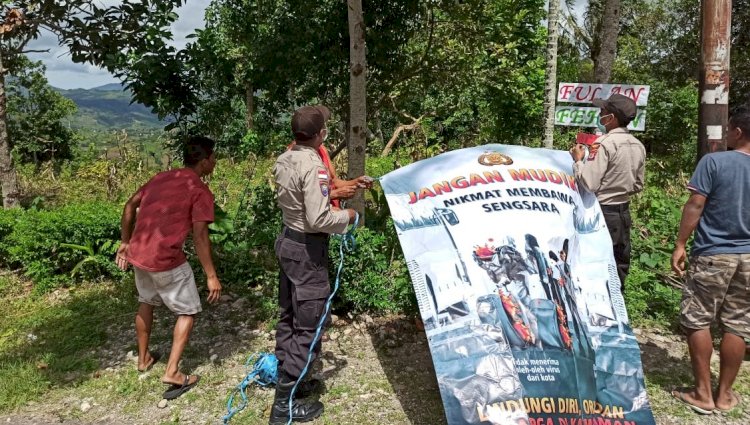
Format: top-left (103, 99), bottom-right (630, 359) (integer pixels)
top-left (317, 146), bottom-right (341, 208)
top-left (127, 168), bottom-right (214, 272)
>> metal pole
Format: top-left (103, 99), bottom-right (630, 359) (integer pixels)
top-left (698, 0), bottom-right (732, 159)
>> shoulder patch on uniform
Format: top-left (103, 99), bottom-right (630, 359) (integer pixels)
top-left (320, 182), bottom-right (329, 197)
top-left (317, 168), bottom-right (329, 180)
top-left (587, 143), bottom-right (601, 161)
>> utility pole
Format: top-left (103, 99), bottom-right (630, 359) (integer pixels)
top-left (542, 0), bottom-right (561, 148)
top-left (698, 0), bottom-right (732, 159)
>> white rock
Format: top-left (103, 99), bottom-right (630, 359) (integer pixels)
top-left (80, 401), bottom-right (91, 412)
top-left (157, 399), bottom-right (168, 409)
top-left (232, 298), bottom-right (247, 309)
top-left (362, 314), bottom-right (374, 324)
top-left (270, 330), bottom-right (277, 337)
top-left (210, 354), bottom-right (219, 362)
top-left (330, 314), bottom-right (339, 324)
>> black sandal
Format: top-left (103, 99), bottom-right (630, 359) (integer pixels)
top-left (163, 375), bottom-right (200, 400)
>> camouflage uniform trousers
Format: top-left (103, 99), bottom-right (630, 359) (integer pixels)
top-left (680, 253), bottom-right (750, 338)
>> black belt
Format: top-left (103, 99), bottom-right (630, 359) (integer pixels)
top-left (282, 226), bottom-right (328, 244)
top-left (601, 202), bottom-right (630, 213)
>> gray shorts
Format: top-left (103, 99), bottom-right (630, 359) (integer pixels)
top-left (135, 262), bottom-right (202, 315)
top-left (681, 253), bottom-right (750, 338)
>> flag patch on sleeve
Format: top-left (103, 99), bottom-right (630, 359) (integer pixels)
top-left (587, 143), bottom-right (601, 161)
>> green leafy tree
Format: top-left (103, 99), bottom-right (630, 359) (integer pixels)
top-left (7, 58), bottom-right (76, 165)
top-left (1, 1), bottom-right (189, 208)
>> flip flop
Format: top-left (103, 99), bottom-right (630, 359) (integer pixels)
top-left (163, 375), bottom-right (200, 400)
top-left (137, 351), bottom-right (162, 373)
top-left (671, 389), bottom-right (715, 415)
top-left (715, 392), bottom-right (742, 413)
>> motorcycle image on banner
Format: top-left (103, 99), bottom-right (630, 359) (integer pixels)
top-left (381, 144), bottom-right (654, 425)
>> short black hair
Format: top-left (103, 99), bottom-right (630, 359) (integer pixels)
top-left (729, 104), bottom-right (750, 138)
top-left (183, 136), bottom-right (215, 166)
top-left (291, 105), bottom-right (327, 142)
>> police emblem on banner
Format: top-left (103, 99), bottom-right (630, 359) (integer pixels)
top-left (478, 151), bottom-right (514, 166)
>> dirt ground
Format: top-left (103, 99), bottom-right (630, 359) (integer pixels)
top-left (2, 292), bottom-right (750, 425)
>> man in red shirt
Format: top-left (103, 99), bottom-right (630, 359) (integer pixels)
top-left (115, 136), bottom-right (222, 400)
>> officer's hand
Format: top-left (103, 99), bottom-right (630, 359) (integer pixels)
top-left (115, 242), bottom-right (130, 271)
top-left (332, 186), bottom-right (357, 200)
top-left (569, 144), bottom-right (586, 162)
top-left (671, 245), bottom-right (687, 277)
top-left (346, 209), bottom-right (358, 224)
top-left (355, 176), bottom-right (374, 189)
top-left (207, 276), bottom-right (222, 303)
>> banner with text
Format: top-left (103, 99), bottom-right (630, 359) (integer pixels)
top-left (557, 83), bottom-right (650, 106)
top-left (555, 106), bottom-right (647, 132)
top-left (381, 145), bottom-right (655, 425)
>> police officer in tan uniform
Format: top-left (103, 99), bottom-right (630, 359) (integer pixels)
top-left (570, 94), bottom-right (646, 292)
top-left (269, 105), bottom-right (357, 424)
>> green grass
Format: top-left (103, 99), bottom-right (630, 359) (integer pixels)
top-left (0, 360), bottom-right (50, 411)
top-left (0, 275), bottom-right (137, 412)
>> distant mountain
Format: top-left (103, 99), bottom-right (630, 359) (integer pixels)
top-left (54, 84), bottom-right (167, 131)
top-left (89, 83), bottom-right (126, 92)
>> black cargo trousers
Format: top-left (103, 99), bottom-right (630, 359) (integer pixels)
top-left (601, 202), bottom-right (632, 293)
top-left (274, 227), bottom-right (331, 380)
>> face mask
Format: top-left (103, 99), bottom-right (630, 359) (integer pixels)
top-left (596, 114), bottom-right (612, 133)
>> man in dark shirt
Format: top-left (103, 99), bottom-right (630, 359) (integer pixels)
top-left (670, 107), bottom-right (750, 414)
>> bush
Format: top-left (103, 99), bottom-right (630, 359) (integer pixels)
top-left (626, 165), bottom-right (687, 326)
top-left (0, 208), bottom-right (22, 265)
top-left (207, 178), bottom-right (416, 316)
top-left (329, 222), bottom-right (416, 314)
top-left (1, 202), bottom-right (123, 291)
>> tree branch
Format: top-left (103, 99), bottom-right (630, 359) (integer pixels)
top-left (381, 112), bottom-right (432, 157)
top-left (329, 139), bottom-right (348, 160)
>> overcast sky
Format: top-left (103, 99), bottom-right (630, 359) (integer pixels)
top-left (27, 0), bottom-right (585, 90)
top-left (26, 0), bottom-right (210, 89)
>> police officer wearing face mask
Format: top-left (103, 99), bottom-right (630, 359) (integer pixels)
top-left (569, 93), bottom-right (646, 293)
top-left (269, 105), bottom-right (357, 424)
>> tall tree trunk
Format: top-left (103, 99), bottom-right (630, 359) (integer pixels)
top-left (347, 0), bottom-right (367, 217)
top-left (542, 0), bottom-right (561, 148)
top-left (0, 54), bottom-right (21, 209)
top-left (593, 0), bottom-right (621, 83)
top-left (245, 82), bottom-right (254, 131)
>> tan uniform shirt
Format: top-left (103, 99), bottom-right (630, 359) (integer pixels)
top-left (273, 144), bottom-right (350, 234)
top-left (573, 127), bottom-right (646, 205)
